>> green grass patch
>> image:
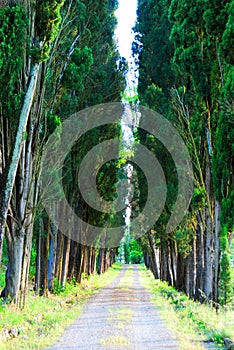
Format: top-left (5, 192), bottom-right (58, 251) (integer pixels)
top-left (99, 335), bottom-right (130, 348)
top-left (138, 266), bottom-right (234, 350)
top-left (0, 263), bottom-right (122, 349)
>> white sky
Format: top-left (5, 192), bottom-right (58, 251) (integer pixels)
top-left (114, 1), bottom-right (138, 228)
top-left (115, 0), bottom-right (138, 89)
top-left (115, 0), bottom-right (138, 59)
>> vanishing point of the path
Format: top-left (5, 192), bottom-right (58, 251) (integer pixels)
top-left (46, 265), bottom-right (178, 350)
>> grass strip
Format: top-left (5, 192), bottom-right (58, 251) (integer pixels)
top-left (0, 263), bottom-right (122, 350)
top-left (138, 266), bottom-right (234, 350)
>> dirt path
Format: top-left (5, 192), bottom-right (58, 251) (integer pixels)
top-left (46, 265), bottom-right (178, 350)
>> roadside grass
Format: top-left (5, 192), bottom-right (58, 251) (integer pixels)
top-left (0, 263), bottom-right (122, 350)
top-left (139, 266), bottom-right (234, 350)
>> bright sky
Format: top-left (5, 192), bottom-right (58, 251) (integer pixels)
top-left (115, 0), bottom-right (138, 59)
top-left (115, 0), bottom-right (138, 88)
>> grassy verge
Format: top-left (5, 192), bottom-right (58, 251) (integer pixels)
top-left (0, 264), bottom-right (122, 350)
top-left (139, 266), bottom-right (234, 350)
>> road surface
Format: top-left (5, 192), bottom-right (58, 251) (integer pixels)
top-left (46, 265), bottom-right (178, 350)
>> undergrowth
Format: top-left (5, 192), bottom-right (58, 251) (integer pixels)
top-left (0, 263), bottom-right (122, 350)
top-left (139, 266), bottom-right (234, 350)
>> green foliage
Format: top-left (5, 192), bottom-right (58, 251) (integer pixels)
top-left (46, 113), bottom-right (61, 136)
top-left (49, 0), bottom-right (126, 117)
top-left (121, 87), bottom-right (138, 104)
top-left (33, 0), bottom-right (65, 62)
top-left (0, 268), bottom-right (6, 290)
top-left (0, 6), bottom-right (28, 130)
top-left (191, 186), bottom-right (206, 211)
top-left (0, 265), bottom-right (122, 349)
top-left (52, 277), bottom-right (65, 294)
top-left (141, 267), bottom-right (234, 348)
top-left (219, 226), bottom-right (233, 305)
top-left (135, 0), bottom-right (234, 305)
top-left (124, 244), bottom-right (130, 264)
top-left (221, 1), bottom-right (234, 64)
top-left (1, 236), bottom-right (8, 267)
top-left (129, 240), bottom-right (143, 264)
top-left (29, 245), bottom-right (37, 278)
top-left (62, 47), bottom-right (93, 91)
top-left (213, 103), bottom-right (234, 202)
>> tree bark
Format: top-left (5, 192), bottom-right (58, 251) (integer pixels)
top-left (213, 200), bottom-right (221, 302)
top-left (1, 228), bottom-right (24, 304)
top-left (147, 230), bottom-right (159, 279)
top-left (0, 63), bottom-right (40, 262)
top-left (194, 212), bottom-right (205, 301)
top-left (61, 236), bottom-right (71, 287)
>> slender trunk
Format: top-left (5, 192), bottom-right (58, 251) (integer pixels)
top-left (0, 64), bottom-right (40, 258)
top-left (185, 237), bottom-right (196, 298)
top-left (68, 240), bottom-right (78, 281)
top-left (160, 241), bottom-right (170, 282)
top-left (104, 250), bottom-right (109, 273)
top-left (55, 231), bottom-right (64, 284)
top-left (19, 225), bottom-right (33, 308)
top-left (35, 232), bottom-right (41, 294)
top-left (97, 248), bottom-right (104, 275)
top-left (61, 236), bottom-right (71, 287)
top-left (75, 244), bottom-right (84, 283)
top-left (194, 212), bottom-right (204, 301)
top-left (176, 252), bottom-right (185, 292)
top-left (213, 200), bottom-right (221, 302)
top-left (38, 217), bottom-right (50, 296)
top-left (203, 117), bottom-right (215, 301)
top-left (143, 251), bottom-right (150, 269)
top-left (147, 230), bottom-right (159, 279)
top-left (91, 248), bottom-right (97, 274)
top-left (48, 223), bottom-right (57, 290)
top-left (170, 239), bottom-right (177, 286)
top-left (81, 246), bottom-right (88, 277)
top-left (1, 228), bottom-right (24, 304)
top-left (203, 212), bottom-right (214, 300)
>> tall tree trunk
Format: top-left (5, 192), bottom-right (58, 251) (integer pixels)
top-left (61, 236), bottom-right (71, 287)
top-left (213, 200), bottom-right (221, 303)
top-left (38, 216), bottom-right (50, 296)
top-left (169, 239), bottom-right (177, 286)
top-left (19, 225), bottom-right (33, 308)
top-left (68, 240), bottom-right (78, 281)
top-left (1, 227), bottom-right (24, 304)
top-left (184, 237), bottom-right (196, 298)
top-left (203, 133), bottom-right (215, 301)
top-left (0, 64), bottom-right (40, 262)
top-left (97, 248), bottom-right (104, 275)
top-left (147, 230), bottom-right (159, 279)
top-left (160, 241), bottom-right (170, 283)
top-left (75, 244), bottom-right (84, 283)
top-left (194, 212), bottom-right (205, 301)
top-left (176, 252), bottom-right (185, 292)
top-left (48, 223), bottom-right (57, 290)
top-left (55, 231), bottom-right (64, 284)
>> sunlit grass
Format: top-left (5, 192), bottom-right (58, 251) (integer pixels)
top-left (99, 335), bottom-right (130, 348)
top-left (108, 307), bottom-right (133, 323)
top-left (138, 266), bottom-right (234, 350)
top-left (0, 263), bottom-right (122, 350)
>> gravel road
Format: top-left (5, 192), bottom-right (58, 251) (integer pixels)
top-left (46, 265), bottom-right (179, 350)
